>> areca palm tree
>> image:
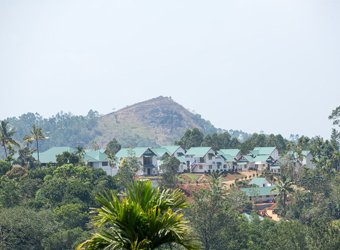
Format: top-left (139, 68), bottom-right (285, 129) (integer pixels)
top-left (77, 181), bottom-right (200, 250)
top-left (75, 145), bottom-right (85, 165)
top-left (272, 176), bottom-right (295, 214)
top-left (0, 121), bottom-right (19, 159)
top-left (24, 125), bottom-right (46, 163)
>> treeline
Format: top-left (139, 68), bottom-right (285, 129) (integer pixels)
top-left (4, 110), bottom-right (101, 152)
top-left (176, 128), bottom-right (289, 153)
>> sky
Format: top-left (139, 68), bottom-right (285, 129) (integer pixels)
top-left (0, 0), bottom-right (339, 139)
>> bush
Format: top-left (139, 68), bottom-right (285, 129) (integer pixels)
top-left (0, 160), bottom-right (11, 176)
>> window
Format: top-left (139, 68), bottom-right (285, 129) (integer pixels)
top-left (209, 165), bottom-right (212, 169)
top-left (199, 157), bottom-right (204, 163)
top-left (208, 153), bottom-right (213, 160)
top-left (102, 162), bottom-right (108, 167)
top-left (199, 165), bottom-right (203, 170)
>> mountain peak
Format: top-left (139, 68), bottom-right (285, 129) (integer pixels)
top-left (96, 97), bottom-right (217, 147)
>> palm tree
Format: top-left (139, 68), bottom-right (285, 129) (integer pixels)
top-left (24, 125), bottom-right (46, 163)
top-left (75, 145), bottom-right (85, 165)
top-left (77, 181), bottom-right (200, 250)
top-left (272, 176), bottom-right (294, 214)
top-left (0, 121), bottom-right (19, 159)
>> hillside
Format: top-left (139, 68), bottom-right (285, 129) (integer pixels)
top-left (94, 96), bottom-right (217, 146)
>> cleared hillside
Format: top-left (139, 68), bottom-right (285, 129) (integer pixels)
top-left (95, 96), bottom-right (217, 146)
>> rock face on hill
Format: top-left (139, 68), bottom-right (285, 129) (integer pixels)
top-left (95, 96), bottom-right (217, 146)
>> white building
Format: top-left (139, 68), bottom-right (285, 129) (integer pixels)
top-left (185, 147), bottom-right (225, 173)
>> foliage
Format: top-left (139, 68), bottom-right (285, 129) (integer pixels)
top-left (24, 124), bottom-right (47, 163)
top-left (0, 160), bottom-right (11, 176)
top-left (0, 120), bottom-right (19, 159)
top-left (240, 133), bottom-right (288, 154)
top-left (160, 155), bottom-right (180, 188)
top-left (14, 145), bottom-right (36, 168)
top-left (78, 181), bottom-right (200, 250)
top-left (0, 207), bottom-right (58, 250)
top-left (115, 150), bottom-right (139, 189)
top-left (56, 151), bottom-right (80, 166)
top-left (187, 173), bottom-right (242, 250)
top-left (201, 132), bottom-right (240, 151)
top-left (105, 138), bottom-right (121, 157)
top-left (176, 128), bottom-right (204, 150)
top-left (4, 110), bottom-right (100, 152)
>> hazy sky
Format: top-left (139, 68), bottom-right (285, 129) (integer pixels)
top-left (1, 0), bottom-right (339, 138)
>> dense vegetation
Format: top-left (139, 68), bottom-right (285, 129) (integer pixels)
top-left (0, 106), bottom-right (339, 249)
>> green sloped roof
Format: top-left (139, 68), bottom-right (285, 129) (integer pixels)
top-left (219, 153), bottom-right (235, 162)
top-left (84, 150), bottom-right (108, 162)
top-left (34, 147), bottom-right (76, 163)
top-left (253, 154), bottom-right (272, 162)
top-left (116, 147), bottom-right (156, 158)
top-left (249, 177), bottom-right (270, 187)
top-left (218, 149), bottom-right (240, 158)
top-left (240, 186), bottom-right (279, 197)
top-left (152, 147), bottom-right (170, 157)
top-left (162, 146), bottom-right (181, 155)
top-left (253, 147), bottom-right (276, 155)
top-left (176, 156), bottom-right (186, 163)
top-left (186, 147), bottom-right (212, 157)
top-left (243, 155), bottom-right (255, 162)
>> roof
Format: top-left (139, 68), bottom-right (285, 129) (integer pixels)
top-left (243, 155), bottom-right (255, 162)
top-left (252, 147), bottom-right (276, 156)
top-left (116, 147), bottom-right (156, 158)
top-left (242, 213), bottom-right (264, 221)
top-left (34, 147), bottom-right (76, 163)
top-left (253, 155), bottom-right (272, 163)
top-left (176, 156), bottom-right (186, 163)
top-left (240, 186), bottom-right (279, 197)
top-left (151, 147), bottom-right (170, 157)
top-left (218, 149), bottom-right (240, 158)
top-left (84, 150), bottom-right (108, 162)
top-left (186, 147), bottom-right (212, 157)
top-left (302, 150), bottom-right (311, 157)
top-left (249, 177), bottom-right (271, 187)
top-left (162, 146), bottom-right (182, 155)
top-left (219, 153), bottom-right (235, 162)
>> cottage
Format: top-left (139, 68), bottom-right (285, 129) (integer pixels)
top-left (116, 147), bottom-right (158, 176)
top-left (84, 149), bottom-right (117, 176)
top-left (218, 149), bottom-right (242, 171)
top-left (249, 147), bottom-right (279, 171)
top-left (240, 185), bottom-right (279, 203)
top-left (249, 177), bottom-right (272, 187)
top-left (185, 147), bottom-right (225, 173)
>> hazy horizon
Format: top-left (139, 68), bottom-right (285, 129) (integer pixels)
top-left (1, 0), bottom-right (339, 139)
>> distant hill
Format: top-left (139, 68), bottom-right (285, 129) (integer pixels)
top-left (94, 96), bottom-right (217, 146)
top-left (3, 96), bottom-right (250, 151)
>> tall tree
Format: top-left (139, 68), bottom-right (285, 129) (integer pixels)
top-left (176, 128), bottom-right (204, 150)
top-left (160, 155), bottom-right (180, 188)
top-left (105, 138), bottom-right (121, 167)
top-left (77, 181), bottom-right (200, 250)
top-left (272, 176), bottom-right (295, 215)
top-left (75, 146), bottom-right (85, 165)
top-left (24, 125), bottom-right (46, 163)
top-left (115, 149), bottom-right (139, 189)
top-left (0, 121), bottom-right (19, 159)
